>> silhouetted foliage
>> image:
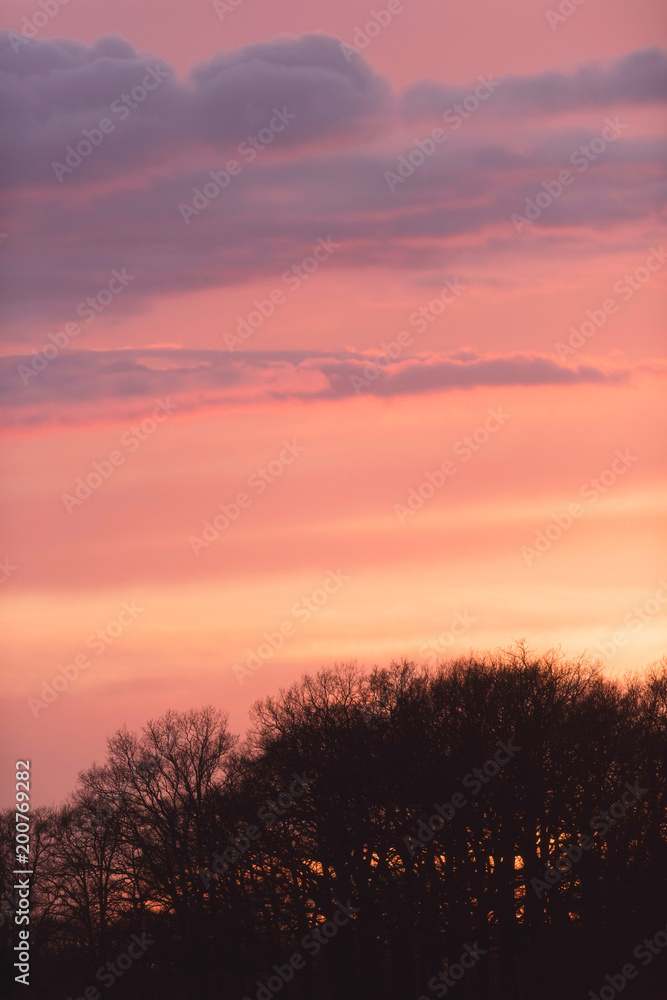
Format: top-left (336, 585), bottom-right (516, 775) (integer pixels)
top-left (2, 648), bottom-right (666, 999)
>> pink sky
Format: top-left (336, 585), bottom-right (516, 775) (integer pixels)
top-left (0, 0), bottom-right (665, 806)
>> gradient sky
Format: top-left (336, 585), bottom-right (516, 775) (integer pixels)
top-left (1, 0), bottom-right (666, 806)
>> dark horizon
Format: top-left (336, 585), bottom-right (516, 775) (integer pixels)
top-left (3, 649), bottom-right (666, 999)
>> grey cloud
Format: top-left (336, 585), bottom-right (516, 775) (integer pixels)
top-left (402, 47), bottom-right (667, 119)
top-left (0, 347), bottom-right (631, 424)
top-left (1, 128), bottom-right (663, 325)
top-left (0, 30), bottom-right (391, 188)
top-left (1, 34), bottom-right (664, 325)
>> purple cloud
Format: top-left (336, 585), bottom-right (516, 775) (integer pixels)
top-left (1, 130), bottom-right (663, 325)
top-left (402, 48), bottom-right (667, 120)
top-left (0, 35), bottom-right (664, 329)
top-left (0, 347), bottom-right (633, 425)
top-left (0, 30), bottom-right (391, 188)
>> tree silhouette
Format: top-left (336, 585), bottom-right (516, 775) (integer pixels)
top-left (2, 648), bottom-right (665, 999)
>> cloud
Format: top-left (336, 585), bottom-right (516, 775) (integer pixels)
top-left (1, 35), bottom-right (664, 325)
top-left (402, 47), bottom-right (667, 120)
top-left (0, 347), bottom-right (633, 425)
top-left (2, 32), bottom-right (664, 193)
top-left (0, 30), bottom-right (391, 188)
top-left (188, 33), bottom-right (391, 141)
top-left (1, 129), bottom-right (664, 324)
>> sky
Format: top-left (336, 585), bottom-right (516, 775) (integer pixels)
top-left (0, 0), bottom-right (665, 807)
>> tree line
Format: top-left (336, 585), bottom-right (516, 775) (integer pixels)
top-left (1, 645), bottom-right (666, 999)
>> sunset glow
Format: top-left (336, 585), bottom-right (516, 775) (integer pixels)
top-left (0, 0), bottom-right (665, 808)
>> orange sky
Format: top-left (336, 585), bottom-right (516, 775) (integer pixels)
top-left (0, 0), bottom-right (665, 805)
